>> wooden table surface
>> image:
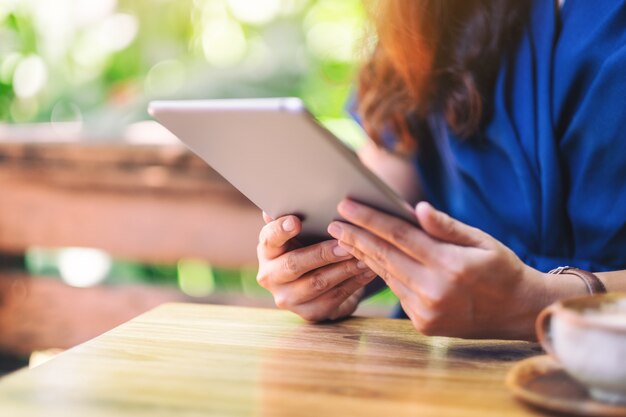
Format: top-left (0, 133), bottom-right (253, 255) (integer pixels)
top-left (0, 303), bottom-right (547, 417)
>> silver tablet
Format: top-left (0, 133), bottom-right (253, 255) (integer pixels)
top-left (149, 98), bottom-right (418, 244)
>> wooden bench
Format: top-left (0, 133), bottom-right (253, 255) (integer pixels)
top-left (0, 139), bottom-right (266, 359)
top-left (0, 140), bottom-right (263, 266)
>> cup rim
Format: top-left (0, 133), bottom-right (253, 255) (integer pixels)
top-left (554, 293), bottom-right (626, 333)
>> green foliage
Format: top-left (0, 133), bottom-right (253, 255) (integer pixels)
top-left (0, 0), bottom-right (369, 129)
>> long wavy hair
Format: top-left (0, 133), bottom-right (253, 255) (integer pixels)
top-left (358, 0), bottom-right (531, 153)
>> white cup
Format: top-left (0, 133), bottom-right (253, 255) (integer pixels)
top-left (536, 293), bottom-right (626, 404)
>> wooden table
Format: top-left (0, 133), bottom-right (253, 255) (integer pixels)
top-left (0, 304), bottom-right (546, 417)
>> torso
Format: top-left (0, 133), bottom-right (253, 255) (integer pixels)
top-left (416, 0), bottom-right (626, 272)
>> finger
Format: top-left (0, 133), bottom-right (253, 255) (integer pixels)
top-left (337, 199), bottom-right (443, 266)
top-left (258, 216), bottom-right (301, 260)
top-left (328, 290), bottom-right (363, 321)
top-left (325, 270), bottom-right (377, 310)
top-left (416, 202), bottom-right (489, 248)
top-left (397, 295), bottom-right (438, 333)
top-left (262, 211), bottom-right (274, 224)
top-left (266, 240), bottom-right (353, 285)
top-left (329, 221), bottom-right (432, 291)
top-left (280, 258), bottom-right (369, 305)
top-left (335, 239), bottom-right (427, 301)
top-left (295, 269), bottom-right (377, 322)
top-left (336, 240), bottom-right (439, 331)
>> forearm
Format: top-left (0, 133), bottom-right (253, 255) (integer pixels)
top-left (596, 270), bottom-right (626, 292)
top-left (357, 140), bottom-right (422, 205)
top-left (516, 268), bottom-right (625, 341)
top-left (544, 268), bottom-right (626, 302)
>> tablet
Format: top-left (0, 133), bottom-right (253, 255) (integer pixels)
top-left (149, 98), bottom-right (418, 244)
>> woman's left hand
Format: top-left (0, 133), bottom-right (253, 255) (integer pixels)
top-left (328, 200), bottom-right (585, 340)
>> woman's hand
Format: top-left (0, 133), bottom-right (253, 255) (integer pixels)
top-left (256, 213), bottom-right (377, 322)
top-left (327, 200), bottom-right (587, 340)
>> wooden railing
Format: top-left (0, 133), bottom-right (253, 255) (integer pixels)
top-left (0, 141), bottom-right (263, 266)
top-left (0, 139), bottom-right (265, 358)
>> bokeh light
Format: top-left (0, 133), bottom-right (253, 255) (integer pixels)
top-left (73, 0), bottom-right (117, 27)
top-left (50, 100), bottom-right (83, 135)
top-left (144, 60), bottom-right (186, 97)
top-left (226, 0), bottom-right (281, 25)
top-left (177, 259), bottom-right (216, 297)
top-left (58, 248), bottom-right (113, 288)
top-left (98, 13), bottom-right (138, 52)
top-left (303, 0), bottom-right (364, 63)
top-left (202, 18), bottom-right (248, 67)
top-left (13, 55), bottom-right (48, 98)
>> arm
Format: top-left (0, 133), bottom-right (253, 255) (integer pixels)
top-left (357, 139), bottom-right (422, 205)
top-left (596, 271), bottom-right (626, 292)
top-left (546, 269), bottom-right (626, 304)
top-left (328, 199), bottom-right (625, 341)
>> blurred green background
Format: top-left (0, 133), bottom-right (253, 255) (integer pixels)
top-left (0, 0), bottom-right (368, 138)
top-left (0, 0), bottom-right (396, 307)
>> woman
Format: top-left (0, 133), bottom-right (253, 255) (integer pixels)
top-left (256, 0), bottom-right (626, 340)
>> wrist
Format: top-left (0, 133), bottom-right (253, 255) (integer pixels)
top-left (509, 266), bottom-right (553, 341)
top-left (519, 268), bottom-right (605, 341)
top-left (594, 271), bottom-right (617, 292)
top-left (543, 269), bottom-right (590, 303)
top-left (507, 266), bottom-right (588, 341)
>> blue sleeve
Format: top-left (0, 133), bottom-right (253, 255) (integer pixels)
top-left (345, 92), bottom-right (403, 151)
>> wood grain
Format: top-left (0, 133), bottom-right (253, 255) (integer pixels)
top-left (0, 303), bottom-right (545, 416)
top-left (0, 274), bottom-right (188, 355)
top-left (0, 141), bottom-right (263, 266)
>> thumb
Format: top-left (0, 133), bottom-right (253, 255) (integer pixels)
top-left (416, 202), bottom-right (489, 248)
top-left (262, 211), bottom-right (274, 224)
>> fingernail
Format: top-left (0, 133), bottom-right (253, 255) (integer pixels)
top-left (357, 261), bottom-right (367, 269)
top-left (417, 201), bottom-right (433, 214)
top-left (339, 199), bottom-right (358, 215)
top-left (333, 245), bottom-right (349, 257)
top-left (327, 222), bottom-right (342, 237)
top-left (282, 217), bottom-right (295, 232)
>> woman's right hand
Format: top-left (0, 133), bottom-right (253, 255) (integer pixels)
top-left (256, 213), bottom-right (377, 322)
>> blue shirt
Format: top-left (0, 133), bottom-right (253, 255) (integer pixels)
top-left (354, 0), bottom-right (626, 273)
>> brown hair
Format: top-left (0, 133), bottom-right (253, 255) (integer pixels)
top-left (358, 0), bottom-right (530, 153)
